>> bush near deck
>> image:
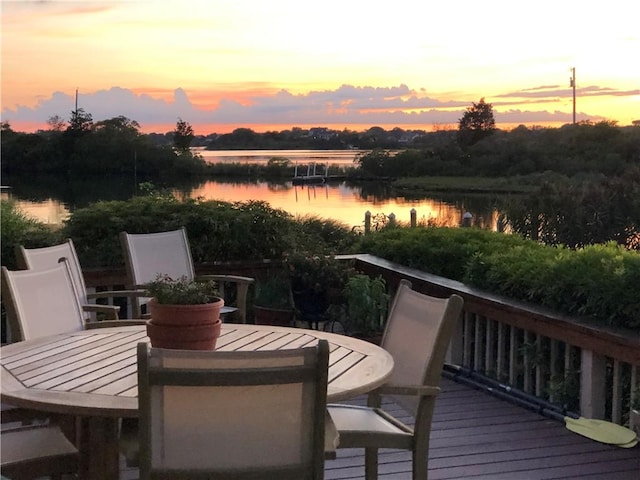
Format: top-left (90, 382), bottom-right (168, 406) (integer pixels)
top-left (355, 228), bottom-right (639, 330)
top-left (2, 197), bottom-right (638, 330)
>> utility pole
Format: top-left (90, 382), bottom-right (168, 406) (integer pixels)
top-left (569, 68), bottom-right (576, 124)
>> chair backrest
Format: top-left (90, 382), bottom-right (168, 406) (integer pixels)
top-left (381, 279), bottom-right (464, 416)
top-left (120, 227), bottom-right (195, 287)
top-left (120, 228), bottom-right (195, 317)
top-left (15, 239), bottom-right (88, 306)
top-left (137, 340), bottom-right (329, 480)
top-left (1, 259), bottom-right (85, 341)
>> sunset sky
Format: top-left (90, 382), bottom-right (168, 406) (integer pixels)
top-left (2, 0), bottom-right (639, 135)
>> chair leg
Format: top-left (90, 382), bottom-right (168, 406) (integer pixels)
top-left (413, 439), bottom-right (430, 479)
top-left (364, 447), bottom-right (378, 480)
top-left (413, 452), bottom-right (428, 479)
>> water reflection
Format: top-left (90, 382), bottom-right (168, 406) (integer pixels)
top-left (179, 179), bottom-right (492, 230)
top-left (3, 178), bottom-right (501, 230)
top-left (3, 149), bottom-right (501, 229)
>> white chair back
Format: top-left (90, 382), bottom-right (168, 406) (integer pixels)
top-left (120, 228), bottom-right (195, 286)
top-left (16, 239), bottom-right (88, 306)
top-left (1, 259), bottom-right (85, 341)
top-left (137, 340), bottom-right (329, 479)
top-left (120, 228), bottom-right (195, 317)
top-left (381, 279), bottom-right (463, 416)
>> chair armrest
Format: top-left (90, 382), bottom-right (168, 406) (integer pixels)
top-left (195, 275), bottom-right (255, 324)
top-left (195, 274), bottom-right (255, 285)
top-left (324, 409), bottom-right (339, 460)
top-left (88, 289), bottom-right (150, 299)
top-left (92, 289), bottom-right (153, 320)
top-left (82, 304), bottom-right (120, 320)
top-left (87, 289), bottom-right (147, 321)
top-left (375, 384), bottom-right (441, 397)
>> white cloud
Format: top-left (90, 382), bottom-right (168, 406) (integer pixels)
top-left (1, 83), bottom-right (613, 133)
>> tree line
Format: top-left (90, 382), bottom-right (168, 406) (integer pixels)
top-left (2, 100), bottom-right (638, 182)
top-left (1, 110), bottom-right (207, 180)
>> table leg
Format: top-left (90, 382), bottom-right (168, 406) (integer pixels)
top-left (78, 416), bottom-right (121, 480)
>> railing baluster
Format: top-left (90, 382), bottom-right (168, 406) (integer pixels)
top-left (463, 311), bottom-right (473, 368)
top-left (612, 359), bottom-right (623, 424)
top-left (509, 326), bottom-right (518, 385)
top-left (485, 319), bottom-right (496, 375)
top-left (549, 339), bottom-right (558, 403)
top-left (535, 333), bottom-right (544, 398)
top-left (497, 322), bottom-right (506, 381)
top-left (523, 330), bottom-right (532, 393)
top-left (474, 315), bottom-right (483, 371)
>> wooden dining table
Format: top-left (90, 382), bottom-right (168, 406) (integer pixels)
top-left (0, 323), bottom-right (394, 480)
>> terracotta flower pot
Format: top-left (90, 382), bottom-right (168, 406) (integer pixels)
top-left (146, 318), bottom-right (222, 350)
top-left (146, 298), bottom-right (224, 350)
top-left (148, 298), bottom-right (224, 326)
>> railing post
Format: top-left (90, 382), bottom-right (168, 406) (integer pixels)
top-left (364, 210), bottom-right (371, 234)
top-left (580, 349), bottom-right (607, 418)
top-left (410, 208), bottom-right (416, 228)
top-left (388, 212), bottom-right (396, 226)
top-left (461, 212), bottom-right (472, 227)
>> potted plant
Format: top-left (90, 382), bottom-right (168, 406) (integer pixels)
top-left (143, 274), bottom-right (224, 350)
top-left (343, 274), bottom-right (390, 344)
top-left (285, 252), bottom-right (352, 329)
top-left (253, 275), bottom-right (294, 326)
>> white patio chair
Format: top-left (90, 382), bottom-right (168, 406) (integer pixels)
top-left (119, 227), bottom-right (254, 322)
top-left (137, 339), bottom-right (330, 479)
top-left (1, 258), bottom-right (144, 437)
top-left (15, 239), bottom-right (143, 324)
top-left (327, 279), bottom-right (464, 480)
top-left (1, 258), bottom-right (144, 342)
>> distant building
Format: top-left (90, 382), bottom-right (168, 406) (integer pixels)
top-left (308, 127), bottom-right (334, 140)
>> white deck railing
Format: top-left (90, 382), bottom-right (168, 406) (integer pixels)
top-left (345, 253), bottom-right (640, 426)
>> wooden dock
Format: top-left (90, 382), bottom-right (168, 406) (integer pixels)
top-left (293, 163), bottom-right (328, 184)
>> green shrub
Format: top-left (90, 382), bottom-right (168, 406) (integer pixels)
top-left (61, 196), bottom-right (297, 267)
top-left (465, 241), bottom-right (640, 328)
top-left (354, 227), bottom-right (533, 281)
top-left (60, 196), bottom-right (358, 268)
top-left (356, 226), bottom-right (639, 330)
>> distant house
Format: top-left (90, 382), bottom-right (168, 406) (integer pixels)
top-left (308, 127), bottom-right (334, 140)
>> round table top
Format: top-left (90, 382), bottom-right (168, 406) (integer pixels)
top-left (1, 323), bottom-right (394, 417)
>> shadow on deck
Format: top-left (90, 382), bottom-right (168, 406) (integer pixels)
top-left (121, 377), bottom-right (639, 479)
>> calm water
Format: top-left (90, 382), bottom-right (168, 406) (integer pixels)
top-left (3, 150), bottom-right (499, 229)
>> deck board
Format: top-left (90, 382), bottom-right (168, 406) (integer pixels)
top-left (116, 376), bottom-right (639, 479)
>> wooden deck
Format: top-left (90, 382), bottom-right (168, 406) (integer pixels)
top-left (117, 377), bottom-right (639, 479)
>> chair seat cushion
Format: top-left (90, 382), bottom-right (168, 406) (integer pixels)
top-left (327, 404), bottom-right (414, 449)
